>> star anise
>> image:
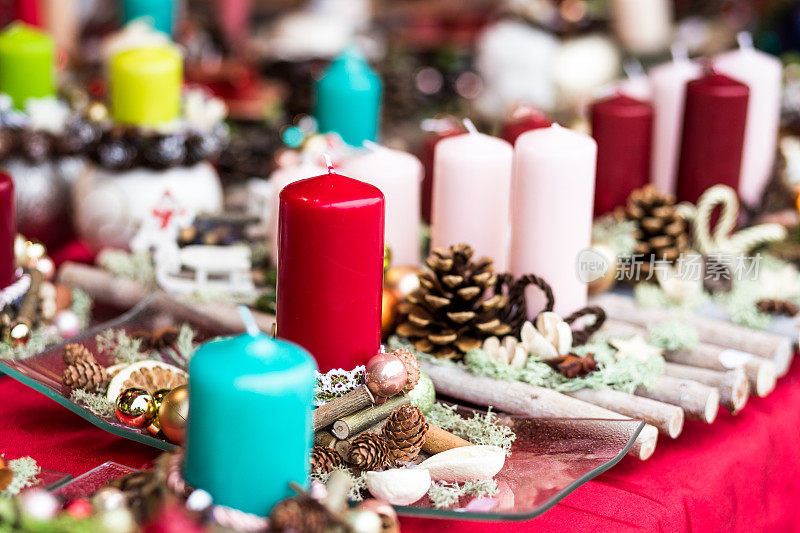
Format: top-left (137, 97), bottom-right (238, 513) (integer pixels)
top-left (550, 353), bottom-right (598, 378)
top-left (133, 327), bottom-right (180, 350)
top-left (756, 298), bottom-right (799, 317)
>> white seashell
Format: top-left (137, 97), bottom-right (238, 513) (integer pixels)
top-left (483, 336), bottom-right (500, 355)
top-left (495, 346), bottom-right (511, 365)
top-left (365, 468), bottom-right (431, 506)
top-left (525, 327), bottom-right (559, 362)
top-left (555, 321), bottom-right (573, 355)
top-left (535, 312), bottom-right (562, 348)
top-left (518, 340), bottom-right (529, 354)
top-left (509, 345), bottom-right (528, 369)
top-left (502, 336), bottom-right (518, 354)
top-left (520, 321), bottom-right (537, 345)
top-left (418, 445), bottom-right (506, 483)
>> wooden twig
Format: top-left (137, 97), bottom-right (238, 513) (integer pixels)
top-left (331, 395), bottom-right (411, 440)
top-left (420, 360), bottom-right (659, 460)
top-left (635, 375), bottom-right (719, 423)
top-left (664, 362), bottom-right (748, 414)
top-left (313, 386), bottom-right (375, 431)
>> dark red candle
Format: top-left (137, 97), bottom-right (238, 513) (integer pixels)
top-left (0, 171), bottom-right (15, 289)
top-left (419, 120), bottom-right (461, 223)
top-left (676, 73), bottom-right (749, 204)
top-left (591, 94), bottom-right (653, 216)
top-left (276, 169), bottom-right (385, 372)
top-left (500, 107), bottom-right (552, 146)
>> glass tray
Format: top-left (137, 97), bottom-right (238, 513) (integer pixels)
top-left (47, 418), bottom-right (642, 521)
top-left (0, 295), bottom-right (231, 451)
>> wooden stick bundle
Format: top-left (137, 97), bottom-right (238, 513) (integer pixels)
top-left (663, 362), bottom-right (748, 414)
top-left (603, 319), bottom-right (776, 397)
top-left (313, 387), bottom-right (375, 431)
top-left (635, 375), bottom-right (719, 423)
top-left (331, 395), bottom-right (411, 439)
top-left (420, 360), bottom-right (658, 460)
top-left (592, 293), bottom-right (793, 376)
top-left (564, 388), bottom-right (684, 438)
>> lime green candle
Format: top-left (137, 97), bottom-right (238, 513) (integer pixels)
top-left (0, 23), bottom-right (55, 109)
top-left (110, 45), bottom-right (182, 126)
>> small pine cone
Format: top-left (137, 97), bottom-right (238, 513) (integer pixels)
top-left (382, 405), bottom-right (428, 463)
top-left (310, 446), bottom-right (343, 475)
top-left (392, 348), bottom-right (420, 393)
top-left (347, 433), bottom-right (390, 471)
top-left (62, 360), bottom-right (108, 392)
top-left (63, 343), bottom-right (95, 365)
top-left (270, 498), bottom-right (328, 533)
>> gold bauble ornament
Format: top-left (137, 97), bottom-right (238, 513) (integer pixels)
top-left (384, 266), bottom-right (421, 299)
top-left (158, 385), bottom-right (189, 444)
top-left (587, 243), bottom-right (618, 295)
top-left (381, 288), bottom-right (399, 337)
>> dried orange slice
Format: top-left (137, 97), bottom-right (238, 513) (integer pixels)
top-left (106, 361), bottom-right (187, 402)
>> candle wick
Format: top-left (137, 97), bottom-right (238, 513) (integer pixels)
top-left (237, 305), bottom-right (262, 337)
top-left (670, 42), bottom-right (689, 62)
top-left (462, 118), bottom-right (478, 135)
top-left (324, 153), bottom-right (334, 174)
top-left (736, 31), bottom-right (753, 51)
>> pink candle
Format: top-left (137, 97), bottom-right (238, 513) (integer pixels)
top-left (649, 50), bottom-right (701, 194)
top-left (268, 161), bottom-right (326, 264)
top-left (276, 166), bottom-right (384, 372)
top-left (342, 144), bottom-right (422, 267)
top-left (0, 171), bottom-right (15, 289)
top-left (510, 124), bottom-right (596, 315)
top-left (713, 33), bottom-right (782, 207)
top-left (431, 121), bottom-right (513, 270)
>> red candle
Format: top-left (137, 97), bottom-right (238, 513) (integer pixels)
top-left (276, 168), bottom-right (385, 372)
top-left (419, 120), bottom-right (461, 224)
top-left (676, 73), bottom-right (749, 204)
top-left (0, 171), bottom-right (16, 289)
top-left (500, 107), bottom-right (552, 146)
top-left (591, 94), bottom-right (653, 216)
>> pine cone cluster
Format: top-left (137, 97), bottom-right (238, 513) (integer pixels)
top-left (347, 433), bottom-right (390, 471)
top-left (63, 343), bottom-right (95, 365)
top-left (382, 405), bottom-right (428, 463)
top-left (310, 446), bottom-right (344, 475)
top-left (756, 298), bottom-right (799, 317)
top-left (549, 353), bottom-right (598, 378)
top-left (396, 244), bottom-right (511, 360)
top-left (392, 348), bottom-right (420, 393)
top-left (616, 185), bottom-right (689, 277)
top-left (62, 360), bottom-right (108, 392)
top-left (270, 498), bottom-right (328, 533)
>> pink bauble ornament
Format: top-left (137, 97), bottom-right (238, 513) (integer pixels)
top-left (53, 310), bottom-right (81, 338)
top-left (65, 499), bottom-right (94, 518)
top-left (365, 352), bottom-right (407, 399)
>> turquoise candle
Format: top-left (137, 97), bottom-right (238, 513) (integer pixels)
top-left (184, 316), bottom-right (317, 516)
top-left (314, 48), bottom-right (382, 146)
top-left (121, 0), bottom-right (175, 35)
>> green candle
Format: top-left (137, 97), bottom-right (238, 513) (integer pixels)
top-left (0, 23), bottom-right (55, 109)
top-left (110, 45), bottom-right (182, 126)
top-left (184, 312), bottom-right (317, 516)
top-left (314, 48), bottom-right (382, 146)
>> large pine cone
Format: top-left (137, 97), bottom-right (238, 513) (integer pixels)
top-left (616, 185), bottom-right (689, 278)
top-left (382, 405), bottom-right (428, 463)
top-left (395, 244), bottom-right (511, 360)
top-left (63, 343), bottom-right (95, 365)
top-left (270, 498), bottom-right (328, 533)
top-left (310, 445), bottom-right (343, 475)
top-left (347, 433), bottom-right (390, 471)
top-left (391, 348), bottom-right (420, 394)
top-left (62, 360), bottom-right (108, 392)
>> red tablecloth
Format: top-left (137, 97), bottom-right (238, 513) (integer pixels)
top-left (3, 357), bottom-right (800, 532)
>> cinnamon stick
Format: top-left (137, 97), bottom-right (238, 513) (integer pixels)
top-left (592, 293), bottom-right (793, 376)
top-left (565, 388), bottom-right (684, 438)
top-left (313, 386), bottom-right (375, 431)
top-left (422, 424), bottom-right (473, 454)
top-left (420, 359), bottom-right (659, 460)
